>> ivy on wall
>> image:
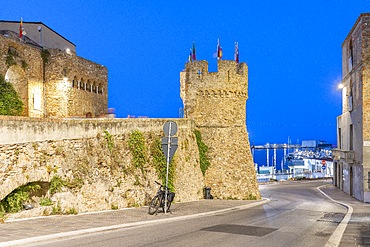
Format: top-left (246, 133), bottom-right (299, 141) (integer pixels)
top-left (5, 48), bottom-right (17, 68)
top-left (0, 74), bottom-right (24, 116)
top-left (40, 49), bottom-right (50, 65)
top-left (150, 138), bottom-right (175, 191)
top-left (103, 130), bottom-right (114, 152)
top-left (128, 130), bottom-right (148, 173)
top-left (194, 129), bottom-right (211, 176)
top-left (21, 60), bottom-right (28, 71)
top-left (41, 49), bottom-right (50, 82)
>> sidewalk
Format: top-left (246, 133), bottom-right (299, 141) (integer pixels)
top-left (0, 199), bottom-right (267, 247)
top-left (319, 184), bottom-right (370, 247)
top-left (0, 183), bottom-right (369, 247)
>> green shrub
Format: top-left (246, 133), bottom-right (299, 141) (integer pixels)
top-left (0, 182), bottom-right (41, 213)
top-left (66, 207), bottom-right (78, 215)
top-left (0, 74), bottom-right (23, 116)
top-left (51, 201), bottom-right (62, 215)
top-left (247, 194), bottom-right (257, 200)
top-left (103, 130), bottom-right (114, 152)
top-left (49, 175), bottom-right (66, 195)
top-left (40, 197), bottom-right (53, 206)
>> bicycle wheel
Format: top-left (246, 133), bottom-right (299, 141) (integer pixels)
top-left (148, 195), bottom-right (160, 215)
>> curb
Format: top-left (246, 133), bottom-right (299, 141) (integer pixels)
top-left (0, 199), bottom-right (269, 247)
top-left (317, 185), bottom-right (353, 247)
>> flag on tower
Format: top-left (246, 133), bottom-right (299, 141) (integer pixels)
top-left (234, 42), bottom-right (239, 63)
top-left (217, 38), bottom-right (222, 60)
top-left (188, 49), bottom-right (192, 62)
top-left (192, 41), bottom-right (196, 61)
top-left (19, 18), bottom-right (23, 39)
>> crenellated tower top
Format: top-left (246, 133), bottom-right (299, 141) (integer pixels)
top-left (180, 60), bottom-right (249, 127)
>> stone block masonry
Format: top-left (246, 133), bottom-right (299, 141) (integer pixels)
top-left (180, 60), bottom-right (260, 200)
top-left (0, 31), bottom-right (107, 119)
top-left (0, 116), bottom-right (204, 213)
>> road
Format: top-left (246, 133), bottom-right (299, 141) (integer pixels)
top-left (31, 181), bottom-right (346, 247)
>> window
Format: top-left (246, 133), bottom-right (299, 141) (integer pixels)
top-left (72, 76), bottom-right (78, 88)
top-left (86, 80), bottom-right (92, 92)
top-left (80, 79), bottom-right (85, 90)
top-left (348, 40), bottom-right (353, 72)
top-left (348, 79), bottom-right (353, 112)
top-left (92, 83), bottom-right (97, 93)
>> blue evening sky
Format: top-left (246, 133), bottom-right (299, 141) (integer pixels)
top-left (2, 1), bottom-right (370, 145)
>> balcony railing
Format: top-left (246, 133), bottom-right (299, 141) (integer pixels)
top-left (332, 149), bottom-right (355, 163)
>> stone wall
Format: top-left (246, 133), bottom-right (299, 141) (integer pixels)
top-left (0, 32), bottom-right (107, 119)
top-left (180, 60), bottom-right (260, 200)
top-left (0, 116), bottom-right (204, 213)
top-left (45, 49), bottom-right (108, 118)
top-left (0, 34), bottom-right (44, 117)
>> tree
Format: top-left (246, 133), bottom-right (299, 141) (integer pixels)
top-left (0, 74), bottom-right (23, 116)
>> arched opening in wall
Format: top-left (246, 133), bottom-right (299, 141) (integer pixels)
top-left (0, 181), bottom-right (49, 213)
top-left (92, 82), bottom-right (97, 93)
top-left (5, 65), bottom-right (28, 116)
top-left (86, 79), bottom-right (92, 92)
top-left (98, 83), bottom-right (103, 94)
top-left (80, 78), bottom-right (85, 90)
top-left (72, 76), bottom-right (78, 88)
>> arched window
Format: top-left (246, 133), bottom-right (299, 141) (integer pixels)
top-left (98, 83), bottom-right (103, 94)
top-left (86, 79), bottom-right (92, 92)
top-left (72, 76), bottom-right (78, 88)
top-left (80, 78), bottom-right (85, 90)
top-left (92, 82), bottom-right (97, 93)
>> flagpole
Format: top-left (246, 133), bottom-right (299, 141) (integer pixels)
top-left (19, 17), bottom-right (23, 41)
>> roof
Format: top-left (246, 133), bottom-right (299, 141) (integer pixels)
top-left (0, 29), bottom-right (42, 49)
top-left (342, 13), bottom-right (370, 47)
top-left (0, 20), bottom-right (76, 46)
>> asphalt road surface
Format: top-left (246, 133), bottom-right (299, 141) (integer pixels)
top-left (31, 181), bottom-right (346, 247)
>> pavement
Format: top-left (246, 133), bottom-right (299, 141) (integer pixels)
top-left (317, 183), bottom-right (370, 247)
top-left (0, 181), bottom-right (369, 247)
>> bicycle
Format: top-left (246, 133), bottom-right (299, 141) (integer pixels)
top-left (148, 181), bottom-right (175, 215)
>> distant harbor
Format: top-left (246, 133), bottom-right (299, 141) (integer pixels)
top-left (256, 172), bottom-right (330, 183)
top-left (252, 140), bottom-right (334, 181)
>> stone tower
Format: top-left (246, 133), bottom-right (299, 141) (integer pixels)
top-left (180, 60), bottom-right (260, 200)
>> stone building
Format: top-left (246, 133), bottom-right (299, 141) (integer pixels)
top-left (0, 20), bottom-right (107, 118)
top-left (333, 13), bottom-right (370, 202)
top-left (180, 60), bottom-right (260, 200)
